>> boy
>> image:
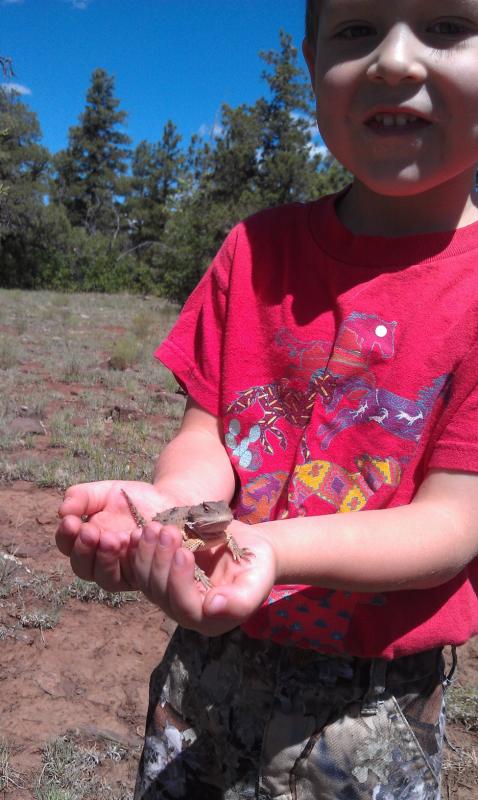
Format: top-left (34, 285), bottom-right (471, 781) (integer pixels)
top-left (56, 1), bottom-right (478, 797)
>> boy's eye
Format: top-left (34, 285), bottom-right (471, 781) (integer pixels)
top-left (428, 19), bottom-right (472, 36)
top-left (334, 23), bottom-right (375, 40)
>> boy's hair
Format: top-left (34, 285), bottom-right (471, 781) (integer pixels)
top-left (305, 0), bottom-right (319, 46)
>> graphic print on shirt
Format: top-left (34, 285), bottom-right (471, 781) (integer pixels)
top-left (227, 312), bottom-right (398, 463)
top-left (317, 373), bottom-right (448, 450)
top-left (233, 456), bottom-right (402, 522)
top-left (226, 312), bottom-right (449, 518)
top-left (291, 454), bottom-right (402, 513)
top-left (225, 310), bottom-right (454, 653)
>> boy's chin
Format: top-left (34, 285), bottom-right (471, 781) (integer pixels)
top-left (355, 171), bottom-right (456, 199)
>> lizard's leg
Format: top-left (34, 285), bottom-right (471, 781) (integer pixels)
top-left (183, 539), bottom-right (212, 588)
top-left (183, 538), bottom-right (206, 553)
top-left (225, 533), bottom-right (255, 562)
top-left (193, 565), bottom-right (212, 589)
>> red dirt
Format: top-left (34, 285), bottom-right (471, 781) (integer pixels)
top-left (0, 482), bottom-right (172, 797)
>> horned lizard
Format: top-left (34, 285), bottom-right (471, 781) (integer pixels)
top-left (121, 489), bottom-right (254, 588)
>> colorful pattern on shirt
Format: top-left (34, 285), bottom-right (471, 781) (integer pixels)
top-left (156, 195), bottom-right (478, 658)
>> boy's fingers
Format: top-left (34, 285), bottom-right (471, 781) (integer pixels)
top-left (203, 560), bottom-right (273, 622)
top-left (167, 548), bottom-right (206, 626)
top-left (67, 522), bottom-right (101, 581)
top-left (59, 481), bottom-right (117, 519)
top-left (204, 583), bottom-right (254, 621)
top-left (94, 529), bottom-right (130, 591)
top-left (133, 524), bottom-right (179, 598)
top-left (55, 514), bottom-right (81, 555)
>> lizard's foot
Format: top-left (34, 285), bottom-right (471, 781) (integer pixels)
top-left (194, 563), bottom-right (213, 589)
top-left (227, 535), bottom-right (255, 563)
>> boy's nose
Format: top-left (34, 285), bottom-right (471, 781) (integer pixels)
top-left (366, 25), bottom-right (427, 85)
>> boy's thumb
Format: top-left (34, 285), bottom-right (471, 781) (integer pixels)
top-left (205, 593), bottom-right (228, 615)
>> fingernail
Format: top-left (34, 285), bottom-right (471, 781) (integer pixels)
top-left (142, 525), bottom-right (158, 544)
top-left (158, 529), bottom-right (173, 548)
top-left (173, 549), bottom-right (187, 567)
top-left (208, 594), bottom-right (227, 614)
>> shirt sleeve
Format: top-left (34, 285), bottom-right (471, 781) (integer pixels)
top-left (427, 343), bottom-right (478, 473)
top-left (154, 230), bottom-right (236, 417)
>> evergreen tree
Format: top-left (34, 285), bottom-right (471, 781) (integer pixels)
top-left (0, 88), bottom-right (50, 287)
top-left (255, 30), bottom-right (320, 207)
top-left (52, 68), bottom-right (130, 236)
top-left (208, 103), bottom-right (262, 219)
top-left (125, 120), bottom-right (184, 254)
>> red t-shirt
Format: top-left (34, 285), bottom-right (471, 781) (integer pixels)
top-left (156, 194), bottom-right (478, 659)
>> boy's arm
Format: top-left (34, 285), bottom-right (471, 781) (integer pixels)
top-left (152, 398), bottom-right (237, 505)
top-left (134, 466), bottom-right (478, 634)
top-left (256, 469), bottom-right (478, 592)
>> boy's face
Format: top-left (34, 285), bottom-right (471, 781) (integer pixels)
top-left (303, 0), bottom-right (478, 197)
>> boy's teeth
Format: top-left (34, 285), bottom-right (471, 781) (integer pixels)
top-left (373, 113), bottom-right (419, 126)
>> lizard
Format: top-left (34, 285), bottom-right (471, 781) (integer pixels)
top-left (121, 489), bottom-right (254, 589)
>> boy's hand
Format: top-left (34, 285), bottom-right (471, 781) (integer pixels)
top-left (131, 520), bottom-right (277, 636)
top-left (56, 481), bottom-right (174, 592)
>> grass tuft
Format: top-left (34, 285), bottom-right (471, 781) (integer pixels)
top-left (20, 608), bottom-right (59, 630)
top-left (66, 577), bottom-right (138, 607)
top-left (0, 740), bottom-right (24, 792)
top-left (109, 333), bottom-right (142, 370)
top-left (0, 335), bottom-right (20, 369)
top-left (447, 685), bottom-right (478, 732)
top-left (35, 737), bottom-right (97, 800)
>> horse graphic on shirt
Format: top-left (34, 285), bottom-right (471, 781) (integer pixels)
top-left (317, 374), bottom-right (449, 450)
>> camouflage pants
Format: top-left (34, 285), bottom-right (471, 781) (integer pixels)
top-left (134, 627), bottom-right (450, 800)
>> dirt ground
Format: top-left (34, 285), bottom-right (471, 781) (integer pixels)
top-left (0, 482), bottom-right (172, 798)
top-left (0, 482), bottom-right (477, 799)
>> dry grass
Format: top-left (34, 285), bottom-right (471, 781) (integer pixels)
top-left (34, 735), bottom-right (134, 800)
top-left (0, 288), bottom-right (184, 491)
top-left (0, 740), bottom-right (25, 793)
top-left (0, 288), bottom-right (182, 798)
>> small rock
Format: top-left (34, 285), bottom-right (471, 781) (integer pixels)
top-left (12, 629), bottom-right (34, 645)
top-left (35, 514), bottom-right (54, 526)
top-left (160, 616), bottom-right (178, 637)
top-left (9, 417), bottom-right (46, 436)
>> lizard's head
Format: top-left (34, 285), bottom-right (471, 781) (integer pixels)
top-left (186, 500), bottom-right (233, 538)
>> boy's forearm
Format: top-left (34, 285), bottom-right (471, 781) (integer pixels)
top-left (153, 427), bottom-right (236, 507)
top-left (258, 501), bottom-right (474, 593)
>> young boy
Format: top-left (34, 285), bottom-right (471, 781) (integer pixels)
top-left (56, 1), bottom-right (478, 797)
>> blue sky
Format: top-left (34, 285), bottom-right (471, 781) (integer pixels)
top-left (0, 0), bottom-right (310, 155)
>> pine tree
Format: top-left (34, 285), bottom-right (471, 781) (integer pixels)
top-left (255, 30), bottom-right (320, 207)
top-left (52, 68), bottom-right (131, 236)
top-left (0, 88), bottom-right (50, 287)
top-left (125, 120), bottom-right (184, 255)
top-left (208, 103), bottom-right (261, 216)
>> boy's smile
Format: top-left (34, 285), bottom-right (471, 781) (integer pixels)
top-left (303, 0), bottom-right (478, 231)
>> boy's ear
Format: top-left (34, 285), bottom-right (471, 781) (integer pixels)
top-left (302, 37), bottom-right (316, 91)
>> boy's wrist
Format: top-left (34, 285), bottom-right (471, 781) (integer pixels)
top-left (255, 522), bottom-right (289, 585)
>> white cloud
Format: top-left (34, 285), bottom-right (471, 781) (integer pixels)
top-left (66, 0), bottom-right (93, 8)
top-left (309, 142), bottom-right (330, 159)
top-left (1, 82), bottom-right (31, 96)
top-left (198, 121), bottom-right (224, 140)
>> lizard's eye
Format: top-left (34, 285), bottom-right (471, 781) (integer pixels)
top-left (202, 502), bottom-right (211, 513)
